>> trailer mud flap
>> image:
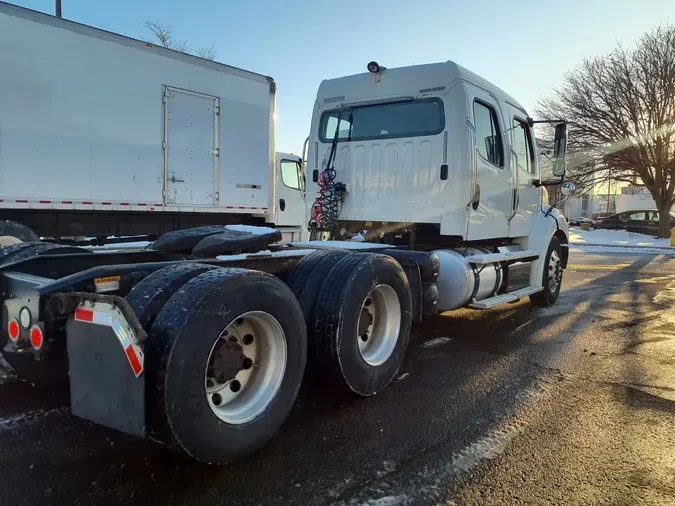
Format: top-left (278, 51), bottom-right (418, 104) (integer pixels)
top-left (66, 303), bottom-right (145, 437)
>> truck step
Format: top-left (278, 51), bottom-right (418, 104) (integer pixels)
top-left (466, 250), bottom-right (539, 265)
top-left (469, 286), bottom-right (543, 310)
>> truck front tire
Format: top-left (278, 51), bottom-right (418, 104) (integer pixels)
top-left (146, 268), bottom-right (307, 464)
top-left (530, 236), bottom-right (563, 307)
top-left (313, 253), bottom-right (412, 396)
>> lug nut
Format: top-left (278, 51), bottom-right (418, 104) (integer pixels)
top-left (242, 357), bottom-right (253, 370)
top-left (212, 393), bottom-right (222, 406)
top-left (230, 380), bottom-right (241, 393)
top-left (242, 334), bottom-right (254, 345)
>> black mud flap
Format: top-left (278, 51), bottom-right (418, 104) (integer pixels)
top-left (66, 318), bottom-right (146, 437)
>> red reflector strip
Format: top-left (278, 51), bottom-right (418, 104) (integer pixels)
top-left (226, 206), bottom-right (234, 209)
top-left (120, 203), bottom-right (129, 206)
top-left (137, 203), bottom-right (147, 207)
top-left (154, 203), bottom-right (163, 207)
top-left (74, 308), bottom-right (94, 322)
top-left (102, 202), bottom-right (112, 206)
top-left (16, 199), bottom-right (28, 203)
top-left (82, 201), bottom-right (93, 205)
top-left (239, 206), bottom-right (246, 209)
top-left (39, 200), bottom-right (51, 204)
top-left (61, 201), bottom-right (73, 204)
top-left (125, 345), bottom-right (143, 377)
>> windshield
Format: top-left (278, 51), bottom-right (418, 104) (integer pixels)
top-left (318, 98), bottom-right (445, 143)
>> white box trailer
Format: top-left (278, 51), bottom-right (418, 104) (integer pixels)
top-left (0, 1), bottom-right (306, 243)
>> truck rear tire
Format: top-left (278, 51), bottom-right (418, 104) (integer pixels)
top-left (530, 236), bottom-right (563, 307)
top-left (285, 250), bottom-right (351, 321)
top-left (125, 263), bottom-right (216, 330)
top-left (0, 220), bottom-right (39, 245)
top-left (146, 268), bottom-right (307, 464)
top-left (0, 242), bottom-right (91, 266)
top-left (312, 253), bottom-right (412, 396)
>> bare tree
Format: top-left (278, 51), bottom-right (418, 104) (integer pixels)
top-left (144, 20), bottom-right (216, 61)
top-left (537, 26), bottom-right (675, 237)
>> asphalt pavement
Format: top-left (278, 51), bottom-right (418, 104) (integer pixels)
top-left (1, 250), bottom-right (674, 506)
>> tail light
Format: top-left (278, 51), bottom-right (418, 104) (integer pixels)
top-left (30, 325), bottom-right (44, 350)
top-left (7, 319), bottom-right (20, 341)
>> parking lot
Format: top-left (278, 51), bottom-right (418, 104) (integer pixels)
top-left (1, 249), bottom-right (673, 506)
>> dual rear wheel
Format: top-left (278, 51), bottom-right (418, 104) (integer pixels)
top-left (127, 251), bottom-right (412, 464)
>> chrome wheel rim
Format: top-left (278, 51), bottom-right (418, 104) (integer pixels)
top-left (356, 284), bottom-right (401, 366)
top-left (204, 311), bottom-right (287, 425)
top-left (548, 250), bottom-right (563, 292)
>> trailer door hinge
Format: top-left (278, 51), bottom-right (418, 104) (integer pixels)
top-left (162, 141), bottom-right (166, 150)
top-left (209, 148), bottom-right (219, 156)
top-left (210, 106), bottom-right (220, 114)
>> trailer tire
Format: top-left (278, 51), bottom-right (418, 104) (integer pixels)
top-left (313, 253), bottom-right (412, 396)
top-left (530, 236), bottom-right (563, 307)
top-left (0, 220), bottom-right (39, 244)
top-left (0, 242), bottom-right (91, 266)
top-left (147, 268), bottom-right (307, 464)
top-left (285, 250), bottom-right (351, 321)
top-left (125, 263), bottom-right (216, 330)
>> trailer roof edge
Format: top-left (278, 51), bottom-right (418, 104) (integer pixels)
top-left (0, 0), bottom-right (273, 85)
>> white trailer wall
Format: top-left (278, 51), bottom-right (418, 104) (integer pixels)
top-left (0, 2), bottom-right (273, 214)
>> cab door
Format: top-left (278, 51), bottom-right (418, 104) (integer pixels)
top-left (508, 114), bottom-right (540, 237)
top-left (466, 87), bottom-right (512, 240)
top-left (274, 154), bottom-right (305, 227)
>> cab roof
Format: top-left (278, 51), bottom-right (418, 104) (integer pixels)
top-left (317, 60), bottom-right (527, 115)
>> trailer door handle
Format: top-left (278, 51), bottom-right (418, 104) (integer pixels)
top-left (170, 173), bottom-right (185, 183)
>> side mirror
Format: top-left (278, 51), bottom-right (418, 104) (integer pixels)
top-left (552, 123), bottom-right (568, 177)
top-left (560, 180), bottom-right (576, 197)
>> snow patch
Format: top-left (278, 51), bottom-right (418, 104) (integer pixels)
top-left (290, 240), bottom-right (391, 250)
top-left (87, 241), bottom-right (151, 251)
top-left (216, 249), bottom-right (316, 261)
top-left (450, 425), bottom-right (524, 473)
top-left (420, 337), bottom-right (452, 348)
top-left (225, 224), bottom-right (278, 236)
top-left (0, 407), bottom-right (65, 432)
top-left (570, 245), bottom-right (675, 256)
top-left (358, 495), bottom-right (409, 506)
top-left (570, 226), bottom-right (671, 248)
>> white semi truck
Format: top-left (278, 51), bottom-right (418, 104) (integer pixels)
top-left (0, 6), bottom-right (576, 466)
top-left (0, 1), bottom-right (306, 245)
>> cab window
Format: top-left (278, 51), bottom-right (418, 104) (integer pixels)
top-left (280, 160), bottom-right (301, 190)
top-left (473, 101), bottom-right (504, 167)
top-left (512, 118), bottom-right (535, 174)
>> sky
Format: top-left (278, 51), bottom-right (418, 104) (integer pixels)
top-left (8, 0), bottom-right (675, 154)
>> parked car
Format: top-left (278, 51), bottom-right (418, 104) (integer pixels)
top-left (594, 209), bottom-right (675, 235)
top-left (568, 216), bottom-right (596, 227)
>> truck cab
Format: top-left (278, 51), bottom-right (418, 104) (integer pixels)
top-left (305, 61), bottom-right (569, 243)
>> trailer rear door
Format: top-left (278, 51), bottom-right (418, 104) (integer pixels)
top-left (164, 87), bottom-right (219, 207)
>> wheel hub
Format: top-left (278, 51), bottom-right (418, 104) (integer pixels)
top-left (548, 250), bottom-right (563, 292)
top-left (208, 338), bottom-right (246, 384)
top-left (204, 311), bottom-right (287, 425)
top-left (356, 284), bottom-right (401, 367)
